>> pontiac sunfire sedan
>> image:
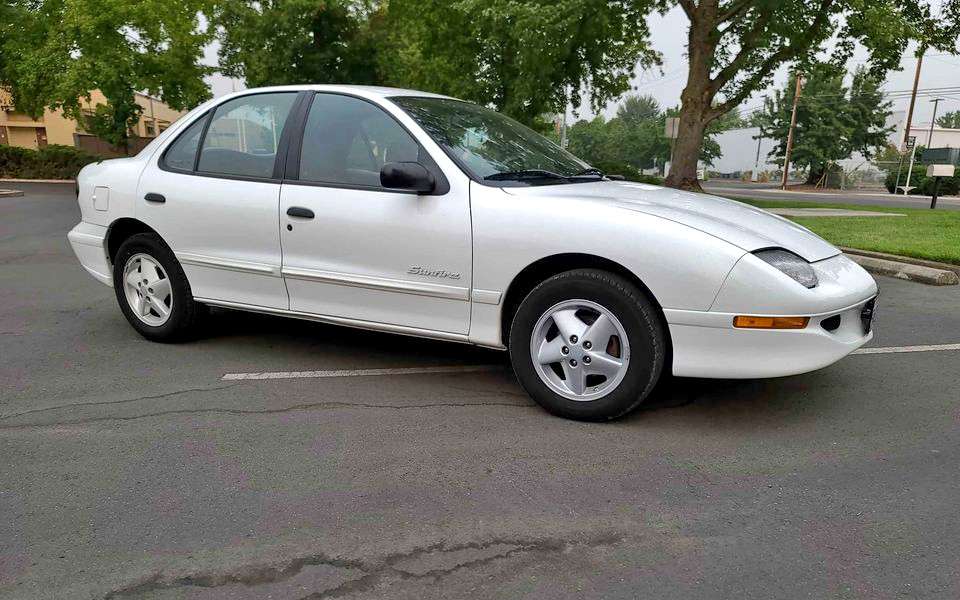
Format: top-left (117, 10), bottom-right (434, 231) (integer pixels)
top-left (68, 85), bottom-right (878, 420)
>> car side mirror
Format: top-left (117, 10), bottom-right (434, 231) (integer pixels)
top-left (380, 162), bottom-right (436, 194)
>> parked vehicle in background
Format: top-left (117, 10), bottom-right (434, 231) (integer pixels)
top-left (68, 85), bottom-right (878, 421)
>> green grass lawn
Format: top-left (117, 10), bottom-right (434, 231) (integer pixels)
top-left (722, 197), bottom-right (960, 266)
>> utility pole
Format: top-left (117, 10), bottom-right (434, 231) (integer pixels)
top-left (903, 46), bottom-right (925, 150)
top-left (928, 97), bottom-right (944, 147)
top-left (780, 74), bottom-right (803, 190)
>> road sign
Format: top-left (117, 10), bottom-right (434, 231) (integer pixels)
top-left (905, 136), bottom-right (916, 150)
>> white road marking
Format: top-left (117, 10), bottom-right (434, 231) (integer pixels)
top-left (222, 344), bottom-right (960, 381)
top-left (852, 343), bottom-right (960, 355)
top-left (222, 365), bottom-right (501, 381)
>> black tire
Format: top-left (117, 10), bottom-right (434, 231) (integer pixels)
top-left (112, 233), bottom-right (204, 342)
top-left (508, 269), bottom-right (665, 421)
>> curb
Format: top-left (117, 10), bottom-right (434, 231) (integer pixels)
top-left (0, 178), bottom-right (75, 184)
top-left (841, 247), bottom-right (960, 275)
top-left (845, 253), bottom-right (959, 286)
top-left (0, 189), bottom-right (24, 198)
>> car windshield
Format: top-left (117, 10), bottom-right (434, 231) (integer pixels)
top-left (391, 96), bottom-right (593, 185)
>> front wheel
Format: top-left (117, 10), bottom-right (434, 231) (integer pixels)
top-left (112, 233), bottom-right (204, 342)
top-left (508, 269), bottom-right (666, 421)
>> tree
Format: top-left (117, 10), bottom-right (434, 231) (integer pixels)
top-left (214, 0), bottom-right (385, 87)
top-left (757, 64), bottom-right (892, 185)
top-left (660, 0), bottom-right (960, 191)
top-left (2, 0), bottom-right (213, 150)
top-left (379, 0), bottom-right (661, 127)
top-left (565, 96), bottom-right (736, 174)
top-left (616, 94), bottom-right (661, 124)
top-left (936, 110), bottom-right (960, 129)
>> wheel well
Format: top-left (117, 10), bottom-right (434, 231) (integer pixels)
top-left (500, 253), bottom-right (673, 367)
top-left (106, 218), bottom-right (159, 264)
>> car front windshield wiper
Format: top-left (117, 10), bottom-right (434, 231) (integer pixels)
top-left (484, 169), bottom-right (570, 182)
top-left (571, 167), bottom-right (606, 179)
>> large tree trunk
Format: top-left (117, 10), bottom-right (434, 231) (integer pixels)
top-left (805, 164), bottom-right (825, 186)
top-left (666, 103), bottom-right (709, 192)
top-left (665, 2), bottom-right (717, 193)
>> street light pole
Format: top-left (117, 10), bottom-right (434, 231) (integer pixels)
top-left (780, 74), bottom-right (803, 190)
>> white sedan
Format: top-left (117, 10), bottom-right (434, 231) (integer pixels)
top-left (68, 85), bottom-right (878, 420)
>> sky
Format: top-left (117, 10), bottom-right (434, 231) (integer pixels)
top-left (203, 4), bottom-right (960, 128)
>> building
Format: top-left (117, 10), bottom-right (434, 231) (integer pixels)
top-left (709, 109), bottom-right (960, 181)
top-left (706, 126), bottom-right (779, 179)
top-left (0, 88), bottom-right (185, 155)
top-left (902, 124), bottom-right (960, 150)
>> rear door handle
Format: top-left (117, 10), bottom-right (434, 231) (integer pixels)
top-left (144, 193), bottom-right (166, 203)
top-left (286, 206), bottom-right (314, 219)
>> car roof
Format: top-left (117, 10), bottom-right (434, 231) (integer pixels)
top-left (214, 84), bottom-right (458, 102)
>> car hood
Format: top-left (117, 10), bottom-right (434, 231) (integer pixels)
top-left (501, 181), bottom-right (840, 262)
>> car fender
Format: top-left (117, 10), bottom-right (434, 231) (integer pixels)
top-left (467, 183), bottom-right (747, 347)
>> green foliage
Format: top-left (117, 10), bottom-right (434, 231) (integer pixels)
top-left (564, 95), bottom-right (747, 174)
top-left (374, 0), bottom-right (661, 126)
top-left (214, 0), bottom-right (384, 87)
top-left (214, 0), bottom-right (661, 127)
top-left (876, 144), bottom-right (959, 196)
top-left (660, 0), bottom-right (960, 189)
top-left (616, 95), bottom-right (661, 124)
top-left (82, 98), bottom-right (144, 151)
top-left (588, 160), bottom-right (663, 184)
top-left (0, 144), bottom-right (102, 179)
top-left (884, 171), bottom-right (960, 196)
top-left (936, 110), bottom-right (960, 129)
top-left (757, 64), bottom-right (892, 185)
top-left (2, 0), bottom-right (213, 148)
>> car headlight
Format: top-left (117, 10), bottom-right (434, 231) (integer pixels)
top-left (754, 249), bottom-right (818, 288)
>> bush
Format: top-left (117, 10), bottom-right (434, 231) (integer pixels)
top-left (0, 144), bottom-right (103, 179)
top-left (590, 160), bottom-right (664, 185)
top-left (919, 174), bottom-right (959, 196)
top-left (885, 170), bottom-right (960, 196)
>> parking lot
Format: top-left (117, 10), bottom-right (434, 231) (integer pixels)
top-left (2, 182), bottom-right (960, 599)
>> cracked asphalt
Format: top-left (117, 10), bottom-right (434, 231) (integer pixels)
top-left (2, 183), bottom-right (960, 599)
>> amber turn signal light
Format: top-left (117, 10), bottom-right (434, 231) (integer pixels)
top-left (733, 316), bottom-right (809, 329)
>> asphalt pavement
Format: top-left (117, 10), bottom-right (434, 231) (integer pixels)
top-left (2, 183), bottom-right (960, 599)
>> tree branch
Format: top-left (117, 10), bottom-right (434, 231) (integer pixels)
top-left (709, 10), bottom-right (773, 92)
top-left (718, 0), bottom-right (752, 24)
top-left (678, 0), bottom-right (697, 20)
top-left (708, 0), bottom-right (836, 118)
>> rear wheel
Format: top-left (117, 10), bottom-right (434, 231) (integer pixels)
top-left (508, 269), bottom-right (665, 421)
top-left (112, 233), bottom-right (204, 342)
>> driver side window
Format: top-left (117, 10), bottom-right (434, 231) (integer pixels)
top-left (299, 94), bottom-right (420, 188)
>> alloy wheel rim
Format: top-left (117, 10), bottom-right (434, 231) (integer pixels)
top-left (122, 253), bottom-right (173, 326)
top-left (529, 299), bottom-right (630, 402)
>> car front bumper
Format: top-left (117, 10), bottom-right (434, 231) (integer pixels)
top-left (665, 253), bottom-right (878, 379)
top-left (67, 222), bottom-right (112, 286)
top-left (666, 296), bottom-right (876, 378)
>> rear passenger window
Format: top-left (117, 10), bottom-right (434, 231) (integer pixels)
top-left (196, 93), bottom-right (298, 179)
top-left (299, 94), bottom-right (421, 187)
top-left (161, 116), bottom-right (206, 172)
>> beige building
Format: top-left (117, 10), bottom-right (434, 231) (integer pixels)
top-left (0, 89), bottom-right (185, 155)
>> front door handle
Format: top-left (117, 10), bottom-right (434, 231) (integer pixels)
top-left (286, 206), bottom-right (314, 219)
top-left (144, 193), bottom-right (166, 203)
